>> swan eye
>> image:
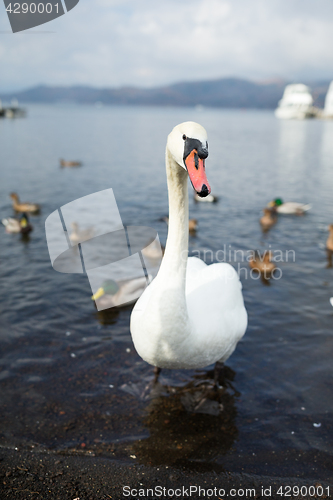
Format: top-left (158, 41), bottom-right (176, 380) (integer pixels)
top-left (182, 134), bottom-right (187, 140)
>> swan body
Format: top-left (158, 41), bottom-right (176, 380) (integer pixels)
top-left (10, 193), bottom-right (40, 213)
top-left (130, 122), bottom-right (247, 370)
top-left (268, 198), bottom-right (311, 215)
top-left (92, 277), bottom-right (149, 310)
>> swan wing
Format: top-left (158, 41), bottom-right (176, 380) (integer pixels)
top-left (185, 258), bottom-right (247, 364)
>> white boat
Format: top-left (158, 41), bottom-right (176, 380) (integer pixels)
top-left (323, 81), bottom-right (333, 118)
top-left (275, 84), bottom-right (317, 119)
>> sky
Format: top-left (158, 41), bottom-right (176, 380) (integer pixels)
top-left (1, 0), bottom-right (333, 92)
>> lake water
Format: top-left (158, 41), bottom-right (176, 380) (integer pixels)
top-left (0, 105), bottom-right (333, 482)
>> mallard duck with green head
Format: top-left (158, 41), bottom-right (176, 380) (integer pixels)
top-left (268, 198), bottom-right (311, 215)
top-left (92, 277), bottom-right (149, 310)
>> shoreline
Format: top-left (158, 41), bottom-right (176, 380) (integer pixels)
top-left (1, 448), bottom-right (332, 499)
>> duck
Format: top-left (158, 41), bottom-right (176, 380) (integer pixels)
top-left (1, 213), bottom-right (33, 234)
top-left (130, 122), bottom-right (247, 373)
top-left (260, 208), bottom-right (277, 231)
top-left (92, 277), bottom-right (149, 310)
top-left (10, 193), bottom-right (40, 213)
top-left (60, 159), bottom-right (82, 167)
top-left (194, 192), bottom-right (218, 203)
top-left (268, 198), bottom-right (311, 215)
top-left (249, 250), bottom-right (276, 276)
top-left (326, 224), bottom-right (333, 268)
top-left (163, 216), bottom-right (198, 234)
top-left (69, 222), bottom-right (94, 244)
top-left (326, 224), bottom-right (333, 253)
top-left (141, 238), bottom-right (165, 260)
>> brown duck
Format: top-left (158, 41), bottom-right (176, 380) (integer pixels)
top-left (260, 208), bottom-right (277, 231)
top-left (10, 193), bottom-right (40, 213)
top-left (249, 250), bottom-right (276, 276)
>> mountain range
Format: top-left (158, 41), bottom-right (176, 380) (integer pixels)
top-left (0, 77), bottom-right (331, 109)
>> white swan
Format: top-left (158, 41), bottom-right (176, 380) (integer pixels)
top-left (130, 122), bottom-right (247, 370)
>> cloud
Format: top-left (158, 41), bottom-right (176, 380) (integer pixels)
top-left (0, 0), bottom-right (333, 92)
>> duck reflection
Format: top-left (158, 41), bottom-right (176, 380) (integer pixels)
top-left (94, 306), bottom-right (121, 325)
top-left (131, 367), bottom-right (238, 469)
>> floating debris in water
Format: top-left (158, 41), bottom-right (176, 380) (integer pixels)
top-left (66, 331), bottom-right (71, 336)
top-left (70, 353), bottom-right (76, 358)
top-left (330, 298), bottom-right (333, 307)
top-left (313, 423), bottom-right (321, 428)
top-left (126, 348), bottom-right (131, 353)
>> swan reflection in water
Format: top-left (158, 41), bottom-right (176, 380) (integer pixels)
top-left (129, 367), bottom-right (239, 470)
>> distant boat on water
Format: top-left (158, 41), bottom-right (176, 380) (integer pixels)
top-left (275, 84), bottom-right (318, 120)
top-left (0, 98), bottom-right (25, 118)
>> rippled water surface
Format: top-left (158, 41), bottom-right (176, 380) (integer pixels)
top-left (0, 105), bottom-right (333, 481)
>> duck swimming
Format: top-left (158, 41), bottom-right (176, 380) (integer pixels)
top-left (69, 222), bottom-right (95, 245)
top-left (2, 213), bottom-right (33, 234)
top-left (130, 122), bottom-right (247, 372)
top-left (326, 224), bottom-right (333, 268)
top-left (326, 224), bottom-right (333, 252)
top-left (141, 238), bottom-right (165, 260)
top-left (260, 208), bottom-right (277, 231)
top-left (60, 159), bottom-right (82, 167)
top-left (10, 193), bottom-right (40, 213)
top-left (268, 198), bottom-right (311, 215)
top-left (249, 250), bottom-right (276, 277)
top-left (92, 277), bottom-right (149, 310)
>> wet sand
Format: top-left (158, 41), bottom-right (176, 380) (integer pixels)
top-left (1, 448), bottom-right (332, 499)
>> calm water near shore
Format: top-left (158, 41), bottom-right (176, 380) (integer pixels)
top-left (0, 104), bottom-right (332, 481)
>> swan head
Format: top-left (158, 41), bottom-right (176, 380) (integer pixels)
top-left (167, 122), bottom-right (211, 198)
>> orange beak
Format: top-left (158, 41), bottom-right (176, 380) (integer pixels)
top-left (184, 149), bottom-right (211, 197)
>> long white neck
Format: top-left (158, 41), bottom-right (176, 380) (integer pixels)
top-left (131, 146), bottom-right (191, 360)
top-left (157, 147), bottom-right (189, 287)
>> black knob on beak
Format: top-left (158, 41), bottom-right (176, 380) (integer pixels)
top-left (198, 147), bottom-right (208, 160)
top-left (197, 184), bottom-right (209, 197)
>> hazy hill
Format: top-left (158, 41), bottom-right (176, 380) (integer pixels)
top-left (0, 77), bottom-right (330, 109)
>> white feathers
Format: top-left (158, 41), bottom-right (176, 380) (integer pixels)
top-left (130, 122), bottom-right (247, 370)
